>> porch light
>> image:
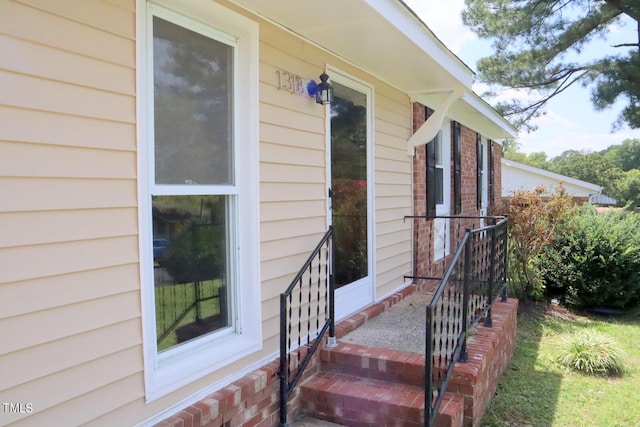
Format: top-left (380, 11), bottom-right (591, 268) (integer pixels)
top-left (315, 72), bottom-right (333, 105)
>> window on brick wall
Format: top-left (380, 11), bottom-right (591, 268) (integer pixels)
top-left (425, 108), bottom-right (437, 217)
top-left (477, 133), bottom-right (484, 210)
top-left (452, 121), bottom-right (462, 214)
top-left (424, 107), bottom-right (452, 259)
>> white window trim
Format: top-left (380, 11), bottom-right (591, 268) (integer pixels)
top-left (480, 136), bottom-right (489, 229)
top-left (136, 0), bottom-right (261, 402)
top-left (481, 138), bottom-right (489, 212)
top-left (434, 121), bottom-right (451, 260)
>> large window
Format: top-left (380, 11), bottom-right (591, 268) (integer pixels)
top-left (452, 122), bottom-right (462, 214)
top-left (425, 111), bottom-right (451, 260)
top-left (433, 131), bottom-right (444, 206)
top-left (138, 0), bottom-right (259, 400)
top-left (151, 14), bottom-right (235, 352)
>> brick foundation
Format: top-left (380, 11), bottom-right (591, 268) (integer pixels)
top-left (153, 359), bottom-right (284, 427)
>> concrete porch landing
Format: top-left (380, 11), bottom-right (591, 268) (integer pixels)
top-left (340, 289), bottom-right (433, 353)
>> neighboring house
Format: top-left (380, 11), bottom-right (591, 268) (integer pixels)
top-left (0, 1), bottom-right (515, 426)
top-left (501, 159), bottom-right (603, 204)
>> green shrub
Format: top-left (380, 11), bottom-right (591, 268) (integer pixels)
top-left (540, 206), bottom-right (640, 310)
top-left (556, 330), bottom-right (627, 375)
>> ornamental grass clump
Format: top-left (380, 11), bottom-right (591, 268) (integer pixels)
top-left (556, 330), bottom-right (627, 376)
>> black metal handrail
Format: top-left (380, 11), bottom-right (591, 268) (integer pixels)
top-left (279, 227), bottom-right (335, 427)
top-left (424, 217), bottom-right (508, 426)
top-left (404, 215), bottom-right (506, 283)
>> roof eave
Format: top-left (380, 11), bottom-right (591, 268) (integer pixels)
top-left (230, 0), bottom-right (474, 93)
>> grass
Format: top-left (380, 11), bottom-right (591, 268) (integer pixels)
top-left (481, 302), bottom-right (640, 427)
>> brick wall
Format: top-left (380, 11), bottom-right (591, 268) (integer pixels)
top-left (447, 298), bottom-right (519, 427)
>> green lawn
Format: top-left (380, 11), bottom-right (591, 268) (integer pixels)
top-left (482, 302), bottom-right (640, 427)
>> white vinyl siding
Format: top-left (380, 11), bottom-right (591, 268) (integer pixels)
top-left (258, 27), bottom-right (329, 347)
top-left (372, 90), bottom-right (413, 299)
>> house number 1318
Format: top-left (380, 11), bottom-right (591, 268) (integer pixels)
top-left (277, 70), bottom-right (304, 95)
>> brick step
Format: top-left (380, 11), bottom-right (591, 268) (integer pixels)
top-left (320, 342), bottom-right (425, 387)
top-left (300, 371), bottom-right (464, 427)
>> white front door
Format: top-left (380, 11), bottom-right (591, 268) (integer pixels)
top-left (327, 71), bottom-right (374, 320)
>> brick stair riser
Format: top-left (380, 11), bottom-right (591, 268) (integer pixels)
top-left (300, 372), bottom-right (463, 427)
top-left (320, 344), bottom-right (428, 388)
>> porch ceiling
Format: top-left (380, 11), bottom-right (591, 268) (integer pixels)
top-left (231, 0), bottom-right (517, 141)
top-left (230, 0), bottom-right (474, 93)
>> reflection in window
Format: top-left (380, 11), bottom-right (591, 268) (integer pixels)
top-left (331, 82), bottom-right (368, 287)
top-left (434, 131), bottom-right (444, 205)
top-left (153, 17), bottom-right (233, 185)
top-left (153, 196), bottom-right (230, 351)
top-left (151, 16), bottom-right (235, 352)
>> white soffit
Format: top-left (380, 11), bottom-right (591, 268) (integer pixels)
top-left (230, 0), bottom-right (474, 92)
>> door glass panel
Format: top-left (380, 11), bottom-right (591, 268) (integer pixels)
top-left (153, 17), bottom-right (234, 185)
top-left (331, 82), bottom-right (368, 288)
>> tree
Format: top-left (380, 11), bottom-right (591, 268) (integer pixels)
top-left (603, 138), bottom-right (640, 171)
top-left (501, 138), bottom-right (552, 168)
top-left (463, 0), bottom-right (640, 131)
top-left (614, 168), bottom-right (640, 205)
top-left (549, 149), bottom-right (623, 194)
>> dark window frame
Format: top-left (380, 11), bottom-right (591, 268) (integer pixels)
top-left (425, 107), bottom-right (437, 217)
top-left (452, 121), bottom-right (462, 215)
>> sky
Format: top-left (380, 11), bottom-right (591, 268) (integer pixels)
top-left (403, 0), bottom-right (640, 158)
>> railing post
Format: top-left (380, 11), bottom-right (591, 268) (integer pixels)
top-left (327, 228), bottom-right (337, 348)
top-left (424, 305), bottom-right (433, 427)
top-left (485, 225), bottom-right (496, 327)
top-left (501, 220), bottom-right (508, 302)
top-left (327, 272), bottom-right (337, 347)
top-left (460, 230), bottom-right (470, 363)
top-left (279, 293), bottom-right (288, 427)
